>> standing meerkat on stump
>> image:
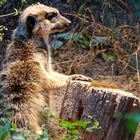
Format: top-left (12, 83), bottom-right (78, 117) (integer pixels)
top-left (0, 3), bottom-right (92, 134)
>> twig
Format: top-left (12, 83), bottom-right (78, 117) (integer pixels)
top-left (64, 13), bottom-right (89, 23)
top-left (135, 52), bottom-right (140, 83)
top-left (0, 9), bottom-right (21, 18)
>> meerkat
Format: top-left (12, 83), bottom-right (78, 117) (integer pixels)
top-left (0, 3), bottom-right (92, 134)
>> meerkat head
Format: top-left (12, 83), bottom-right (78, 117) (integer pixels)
top-left (13, 3), bottom-right (71, 40)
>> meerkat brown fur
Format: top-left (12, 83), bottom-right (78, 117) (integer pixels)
top-left (0, 3), bottom-right (92, 134)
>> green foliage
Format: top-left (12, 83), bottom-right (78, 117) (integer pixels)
top-left (51, 32), bottom-right (102, 50)
top-left (86, 120), bottom-right (101, 132)
top-left (58, 116), bottom-right (101, 140)
top-left (102, 53), bottom-right (116, 62)
top-left (51, 40), bottom-right (64, 50)
top-left (0, 122), bottom-right (11, 140)
top-left (0, 8), bottom-right (20, 18)
top-left (115, 112), bottom-right (140, 134)
top-left (0, 118), bottom-right (26, 140)
top-left (0, 118), bottom-right (50, 140)
top-left (35, 131), bottom-right (49, 140)
top-left (125, 112), bottom-right (140, 133)
top-left (59, 120), bottom-right (86, 140)
top-left (0, 112), bottom-right (101, 140)
top-left (20, 0), bottom-right (27, 4)
top-left (50, 113), bottom-right (101, 139)
top-left (11, 133), bottom-right (26, 140)
top-left (0, 0), bottom-right (26, 18)
top-left (60, 120), bottom-right (89, 129)
top-left (0, 25), bottom-right (7, 42)
top-left (0, 0), bottom-right (6, 7)
top-left (78, 3), bottom-right (86, 14)
top-left (128, 0), bottom-right (140, 19)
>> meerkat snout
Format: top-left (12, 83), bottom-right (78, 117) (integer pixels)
top-left (50, 15), bottom-right (71, 33)
top-left (60, 15), bottom-right (71, 28)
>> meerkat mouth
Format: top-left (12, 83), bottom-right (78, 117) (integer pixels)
top-left (52, 26), bottom-right (66, 32)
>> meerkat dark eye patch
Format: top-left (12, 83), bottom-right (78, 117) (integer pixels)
top-left (45, 12), bottom-right (57, 20)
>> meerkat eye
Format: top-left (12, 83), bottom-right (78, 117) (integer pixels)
top-left (45, 12), bottom-right (57, 20)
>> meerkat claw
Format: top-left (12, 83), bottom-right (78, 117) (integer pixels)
top-left (69, 74), bottom-right (92, 82)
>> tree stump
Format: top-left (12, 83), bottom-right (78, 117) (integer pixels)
top-left (57, 81), bottom-right (140, 140)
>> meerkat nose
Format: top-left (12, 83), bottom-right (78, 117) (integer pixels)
top-left (67, 19), bottom-right (71, 25)
top-left (67, 19), bottom-right (71, 24)
top-left (64, 19), bottom-right (71, 27)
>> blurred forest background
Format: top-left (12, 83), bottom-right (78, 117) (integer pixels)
top-left (0, 0), bottom-right (140, 140)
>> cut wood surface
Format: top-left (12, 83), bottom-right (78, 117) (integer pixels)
top-left (52, 81), bottom-right (140, 140)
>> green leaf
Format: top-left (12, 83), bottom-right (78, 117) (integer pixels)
top-left (12, 133), bottom-right (25, 140)
top-left (125, 112), bottom-right (140, 133)
top-left (0, 123), bottom-right (11, 140)
top-left (0, 118), bottom-right (7, 126)
top-left (36, 131), bottom-right (49, 140)
top-left (14, 8), bottom-right (19, 16)
top-left (127, 120), bottom-right (138, 134)
top-left (134, 10), bottom-right (140, 19)
top-left (70, 129), bottom-right (80, 135)
top-left (11, 123), bottom-right (17, 130)
top-left (78, 3), bottom-right (86, 14)
top-left (86, 120), bottom-right (101, 132)
top-left (125, 112), bottom-right (140, 123)
top-left (92, 120), bottom-right (101, 129)
top-left (0, 25), bottom-right (7, 42)
top-left (6, 111), bottom-right (14, 117)
top-left (64, 135), bottom-right (71, 140)
top-left (51, 41), bottom-right (64, 50)
top-left (0, 0), bottom-right (6, 7)
top-left (73, 120), bottom-right (89, 128)
top-left (91, 36), bottom-right (108, 45)
top-left (59, 120), bottom-right (75, 130)
top-left (53, 32), bottom-right (72, 40)
top-left (20, 0), bottom-right (27, 4)
top-left (72, 33), bottom-right (83, 41)
top-left (115, 112), bottom-right (140, 133)
top-left (86, 127), bottom-right (94, 132)
top-left (102, 54), bottom-right (115, 62)
top-left (52, 32), bottom-right (84, 41)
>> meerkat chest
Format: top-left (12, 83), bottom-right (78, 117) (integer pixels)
top-left (33, 37), bottom-right (52, 72)
top-left (34, 50), bottom-right (51, 71)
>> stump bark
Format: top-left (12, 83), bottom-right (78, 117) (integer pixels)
top-left (57, 81), bottom-right (140, 140)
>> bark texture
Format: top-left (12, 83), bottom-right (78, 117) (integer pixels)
top-left (56, 81), bottom-right (140, 140)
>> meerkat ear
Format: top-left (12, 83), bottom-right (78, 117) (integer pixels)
top-left (12, 16), bottom-right (36, 40)
top-left (26, 16), bottom-right (36, 37)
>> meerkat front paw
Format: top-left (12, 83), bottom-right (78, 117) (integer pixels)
top-left (69, 74), bottom-right (92, 82)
